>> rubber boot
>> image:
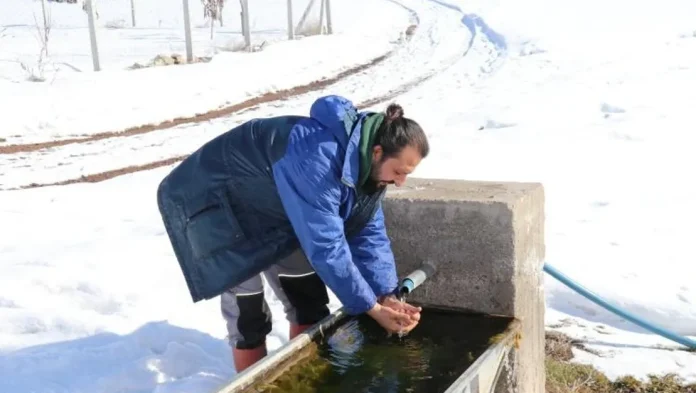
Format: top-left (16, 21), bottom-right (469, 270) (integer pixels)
top-left (289, 323), bottom-right (313, 339)
top-left (233, 344), bottom-right (267, 373)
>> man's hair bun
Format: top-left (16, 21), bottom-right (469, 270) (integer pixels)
top-left (385, 103), bottom-right (404, 121)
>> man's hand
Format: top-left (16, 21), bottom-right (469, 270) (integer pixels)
top-left (366, 303), bottom-right (416, 334)
top-left (368, 295), bottom-right (422, 335)
top-left (379, 294), bottom-right (422, 323)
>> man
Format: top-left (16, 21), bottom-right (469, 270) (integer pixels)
top-left (156, 95), bottom-right (429, 372)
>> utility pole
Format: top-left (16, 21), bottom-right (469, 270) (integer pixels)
top-left (287, 0), bottom-right (294, 40)
top-left (130, 0), bottom-right (136, 27)
top-left (182, 0), bottom-right (193, 63)
top-left (295, 0), bottom-right (316, 35)
top-left (85, 0), bottom-right (100, 71)
top-left (240, 0), bottom-right (251, 49)
top-left (325, 0), bottom-right (332, 34)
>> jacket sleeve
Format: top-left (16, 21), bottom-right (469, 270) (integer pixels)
top-left (272, 155), bottom-right (378, 315)
top-left (347, 204), bottom-right (399, 298)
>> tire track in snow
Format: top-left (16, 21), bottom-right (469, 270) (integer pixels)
top-left (0, 55), bottom-right (394, 155)
top-left (0, 1), bottom-right (419, 154)
top-left (3, 0), bottom-right (500, 190)
top-left (426, 0), bottom-right (508, 81)
top-left (378, 1), bottom-right (510, 136)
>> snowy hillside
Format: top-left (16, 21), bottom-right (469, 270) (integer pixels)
top-left (0, 0), bottom-right (410, 143)
top-left (1, 0), bottom-right (696, 391)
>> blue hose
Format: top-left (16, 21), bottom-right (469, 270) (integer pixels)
top-left (543, 262), bottom-right (696, 350)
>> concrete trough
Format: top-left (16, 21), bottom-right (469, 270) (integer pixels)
top-left (214, 178), bottom-right (545, 393)
top-left (215, 286), bottom-right (522, 393)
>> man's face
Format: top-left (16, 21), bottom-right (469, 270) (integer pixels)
top-left (370, 145), bottom-right (422, 189)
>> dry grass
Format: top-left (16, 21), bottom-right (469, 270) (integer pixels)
top-left (128, 53), bottom-right (211, 70)
top-left (546, 330), bottom-right (576, 361)
top-left (546, 358), bottom-right (613, 393)
top-left (545, 331), bottom-right (696, 393)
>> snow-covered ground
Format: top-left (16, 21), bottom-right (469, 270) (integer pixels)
top-left (2, 0), bottom-right (696, 391)
top-left (0, 0), bottom-right (458, 189)
top-left (0, 0), bottom-right (409, 143)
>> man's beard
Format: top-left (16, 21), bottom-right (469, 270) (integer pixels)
top-left (363, 160), bottom-right (393, 194)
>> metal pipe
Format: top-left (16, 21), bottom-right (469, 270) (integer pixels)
top-left (399, 261), bottom-right (437, 295)
top-left (216, 308), bottom-right (348, 393)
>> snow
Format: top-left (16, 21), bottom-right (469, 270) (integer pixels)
top-left (0, 0), bottom-right (409, 143)
top-left (2, 0), bottom-right (696, 391)
top-left (0, 0), bottom-right (459, 189)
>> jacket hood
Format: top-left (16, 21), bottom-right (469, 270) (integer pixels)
top-left (309, 95), bottom-right (365, 187)
top-left (309, 95), bottom-right (359, 139)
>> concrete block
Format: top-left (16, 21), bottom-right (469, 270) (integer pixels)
top-left (383, 178), bottom-right (545, 393)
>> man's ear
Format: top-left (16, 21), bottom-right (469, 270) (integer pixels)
top-left (372, 145), bottom-right (383, 161)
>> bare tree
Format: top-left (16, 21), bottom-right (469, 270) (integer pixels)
top-left (201, 0), bottom-right (224, 38)
top-left (20, 4), bottom-right (52, 82)
top-left (38, 0), bottom-right (51, 55)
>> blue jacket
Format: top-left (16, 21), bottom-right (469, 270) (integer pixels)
top-left (156, 95), bottom-right (398, 315)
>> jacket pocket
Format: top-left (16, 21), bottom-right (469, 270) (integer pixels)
top-left (184, 187), bottom-right (246, 261)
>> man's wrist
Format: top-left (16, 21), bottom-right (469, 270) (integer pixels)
top-left (367, 302), bottom-right (382, 317)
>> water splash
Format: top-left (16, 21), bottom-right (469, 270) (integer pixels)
top-left (398, 293), bottom-right (407, 339)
